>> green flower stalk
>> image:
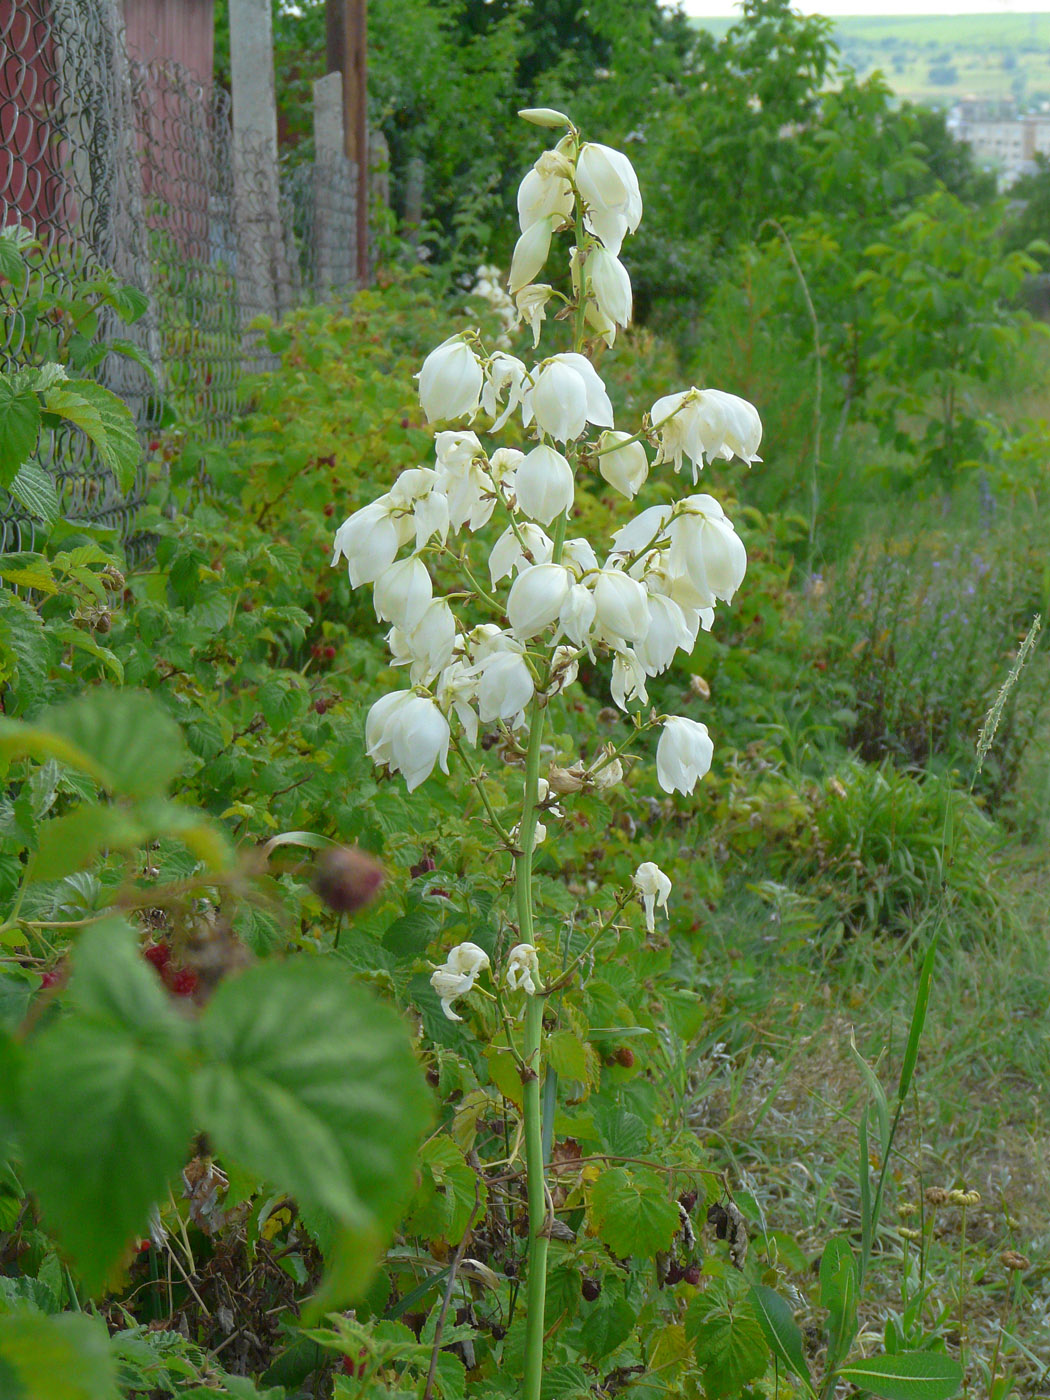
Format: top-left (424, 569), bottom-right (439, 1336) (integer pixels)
top-left (330, 106), bottom-right (762, 1400)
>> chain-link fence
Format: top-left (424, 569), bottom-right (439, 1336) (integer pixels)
top-left (0, 0), bottom-right (359, 549)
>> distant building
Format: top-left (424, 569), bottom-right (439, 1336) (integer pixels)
top-left (949, 99), bottom-right (1050, 187)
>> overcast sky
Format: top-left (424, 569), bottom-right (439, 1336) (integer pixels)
top-left (678, 1), bottom-right (1050, 15)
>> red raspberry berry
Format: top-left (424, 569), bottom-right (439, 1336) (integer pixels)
top-left (313, 697), bottom-right (330, 715)
top-left (410, 855), bottom-right (437, 879)
top-left (614, 1046), bottom-right (635, 1068)
top-left (400, 417), bottom-right (410, 429)
top-left (323, 644), bottom-right (336, 660)
top-left (311, 643), bottom-right (324, 658)
top-left (340, 1349), bottom-right (367, 1378)
top-left (143, 942), bottom-right (170, 972)
top-left (39, 967), bottom-right (62, 989)
top-left (678, 1190), bottom-right (698, 1213)
top-left (170, 968), bottom-right (198, 997)
top-left (682, 1265), bottom-right (701, 1286)
top-left (581, 1277), bottom-right (601, 1301)
top-left (323, 503), bottom-right (335, 517)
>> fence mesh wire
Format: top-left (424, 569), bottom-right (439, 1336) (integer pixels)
top-left (0, 0), bottom-right (357, 550)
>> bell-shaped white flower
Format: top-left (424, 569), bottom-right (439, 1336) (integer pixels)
top-left (476, 648), bottom-right (535, 727)
top-left (377, 694), bottom-right (451, 791)
top-left (587, 246), bottom-right (632, 330)
top-left (365, 689), bottom-right (415, 766)
top-left (651, 387), bottom-right (762, 483)
top-left (435, 659), bottom-right (480, 747)
top-left (635, 592), bottom-right (698, 676)
top-left (389, 598), bottom-right (457, 683)
top-left (506, 943), bottom-right (540, 995)
top-left (507, 562), bottom-right (573, 638)
top-left (610, 649), bottom-right (649, 710)
top-left (489, 522), bottom-right (554, 585)
top-left (373, 556), bottom-right (433, 630)
top-left (510, 215), bottom-right (556, 295)
top-left (514, 444), bottom-right (575, 525)
top-left (430, 941), bottom-right (490, 1021)
top-left (332, 499), bottom-right (403, 589)
top-left (530, 358), bottom-right (589, 442)
top-left (561, 536), bottom-right (599, 577)
top-left (633, 861), bottom-right (671, 933)
top-left (593, 568), bottom-right (650, 645)
top-left (548, 353), bottom-right (614, 429)
top-left (669, 497), bottom-right (747, 604)
top-left (560, 582), bottom-right (597, 648)
top-left (388, 467), bottom-right (449, 553)
top-left (417, 335), bottom-right (483, 424)
top-left (517, 151), bottom-right (574, 232)
top-left (575, 142), bottom-right (642, 256)
top-left (447, 942), bottom-right (491, 978)
top-left (656, 715), bottom-right (713, 795)
top-left (515, 284), bottom-right (553, 348)
top-left (481, 353), bottom-right (528, 432)
top-left (701, 388), bottom-right (763, 465)
top-left (597, 430), bottom-right (648, 499)
top-left (609, 502), bottom-right (673, 560)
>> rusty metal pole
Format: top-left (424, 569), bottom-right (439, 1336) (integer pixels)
top-left (327, 0), bottom-right (368, 285)
top-left (348, 0), bottom-right (368, 285)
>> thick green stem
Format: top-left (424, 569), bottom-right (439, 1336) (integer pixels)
top-left (518, 699), bottom-right (549, 1400)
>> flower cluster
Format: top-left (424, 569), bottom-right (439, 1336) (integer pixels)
top-left (430, 939), bottom-right (541, 1021)
top-left (333, 106), bottom-right (760, 842)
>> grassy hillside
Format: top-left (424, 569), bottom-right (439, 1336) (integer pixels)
top-left (693, 12), bottom-right (1050, 108)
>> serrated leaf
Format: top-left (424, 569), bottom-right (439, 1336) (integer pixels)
top-left (0, 1311), bottom-right (120, 1399)
top-left (687, 1279), bottom-right (768, 1400)
top-left (47, 626), bottom-right (124, 683)
top-left (43, 381), bottom-right (140, 493)
top-left (576, 1287), bottom-right (636, 1360)
top-left (258, 677), bottom-right (305, 734)
top-left (197, 960), bottom-right (430, 1304)
top-left (36, 688), bottom-right (184, 797)
top-left (406, 1136), bottom-right (484, 1245)
top-left (836, 1351), bottom-right (963, 1400)
top-left (20, 922), bottom-right (194, 1293)
top-left (31, 803), bottom-right (145, 881)
top-left (546, 1028), bottom-right (590, 1083)
top-left (749, 1285), bottom-right (815, 1395)
top-left (7, 462), bottom-right (59, 523)
top-left (0, 380), bottom-right (41, 487)
top-left (588, 1167), bottom-right (680, 1257)
top-left (0, 553), bottom-right (57, 594)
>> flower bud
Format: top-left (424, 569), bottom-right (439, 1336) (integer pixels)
top-left (510, 216), bottom-right (555, 294)
top-left (518, 107), bottom-right (572, 129)
top-left (315, 846), bottom-right (385, 914)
